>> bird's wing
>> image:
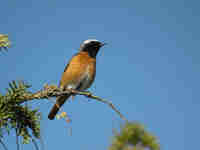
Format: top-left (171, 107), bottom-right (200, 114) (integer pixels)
top-left (48, 51), bottom-right (96, 120)
top-left (58, 53), bottom-right (78, 88)
top-left (59, 51), bottom-right (96, 90)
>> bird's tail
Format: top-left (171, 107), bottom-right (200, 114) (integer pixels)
top-left (48, 94), bottom-right (71, 120)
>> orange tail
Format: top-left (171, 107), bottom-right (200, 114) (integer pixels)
top-left (48, 94), bottom-right (71, 120)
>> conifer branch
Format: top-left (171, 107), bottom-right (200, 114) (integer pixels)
top-left (0, 81), bottom-right (127, 146)
top-left (18, 84), bottom-right (128, 122)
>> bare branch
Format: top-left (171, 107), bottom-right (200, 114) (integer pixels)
top-left (0, 138), bottom-right (8, 150)
top-left (32, 138), bottom-right (39, 150)
top-left (15, 129), bottom-right (19, 150)
top-left (18, 85), bottom-right (128, 122)
top-left (71, 90), bottom-right (128, 122)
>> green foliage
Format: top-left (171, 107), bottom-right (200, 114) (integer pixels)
top-left (0, 81), bottom-right (41, 144)
top-left (0, 34), bottom-right (10, 51)
top-left (109, 122), bottom-right (160, 150)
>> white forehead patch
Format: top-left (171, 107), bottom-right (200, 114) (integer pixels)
top-left (83, 39), bottom-right (99, 45)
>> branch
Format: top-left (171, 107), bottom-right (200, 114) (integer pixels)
top-left (32, 138), bottom-right (39, 150)
top-left (16, 129), bottom-right (20, 150)
top-left (0, 138), bottom-right (8, 150)
top-left (18, 85), bottom-right (128, 122)
top-left (71, 90), bottom-right (128, 122)
top-left (0, 81), bottom-right (127, 146)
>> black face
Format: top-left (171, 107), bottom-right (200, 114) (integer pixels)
top-left (80, 41), bottom-right (104, 58)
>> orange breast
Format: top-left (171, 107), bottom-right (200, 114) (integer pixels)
top-left (60, 51), bottom-right (96, 90)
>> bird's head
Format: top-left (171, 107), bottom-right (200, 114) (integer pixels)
top-left (80, 39), bottom-right (106, 57)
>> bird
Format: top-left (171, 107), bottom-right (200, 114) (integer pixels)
top-left (48, 39), bottom-right (106, 120)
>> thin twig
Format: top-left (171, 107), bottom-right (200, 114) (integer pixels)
top-left (18, 85), bottom-right (128, 121)
top-left (32, 138), bottom-right (39, 150)
top-left (15, 129), bottom-right (19, 150)
top-left (71, 90), bottom-right (128, 122)
top-left (0, 138), bottom-right (8, 150)
top-left (39, 120), bottom-right (45, 150)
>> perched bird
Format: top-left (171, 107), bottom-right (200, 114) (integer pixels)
top-left (48, 39), bottom-right (106, 120)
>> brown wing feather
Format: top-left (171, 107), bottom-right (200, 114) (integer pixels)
top-left (48, 51), bottom-right (96, 120)
top-left (60, 51), bottom-right (96, 89)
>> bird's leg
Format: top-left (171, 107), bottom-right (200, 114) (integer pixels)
top-left (71, 95), bottom-right (75, 101)
top-left (71, 94), bottom-right (76, 101)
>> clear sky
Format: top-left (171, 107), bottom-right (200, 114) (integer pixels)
top-left (1, 0), bottom-right (199, 150)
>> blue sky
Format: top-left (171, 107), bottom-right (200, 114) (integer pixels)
top-left (1, 0), bottom-right (200, 150)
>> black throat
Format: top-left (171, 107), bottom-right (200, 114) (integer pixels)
top-left (82, 47), bottom-right (100, 58)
